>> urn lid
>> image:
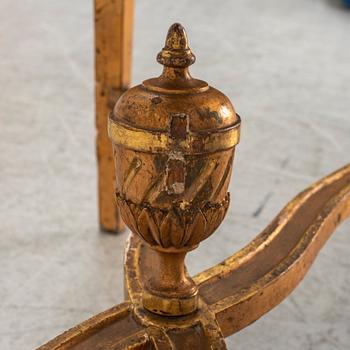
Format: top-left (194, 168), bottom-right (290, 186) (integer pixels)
top-left (110, 23), bottom-right (240, 154)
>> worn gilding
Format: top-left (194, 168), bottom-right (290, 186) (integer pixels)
top-left (39, 163), bottom-right (350, 349)
top-left (108, 23), bottom-right (239, 316)
top-left (108, 118), bottom-right (240, 154)
top-left (38, 20), bottom-right (350, 350)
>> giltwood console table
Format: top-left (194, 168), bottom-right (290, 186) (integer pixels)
top-left (38, 10), bottom-right (350, 349)
top-left (40, 15), bottom-right (350, 350)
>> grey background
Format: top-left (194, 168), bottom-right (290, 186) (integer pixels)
top-left (1, 0), bottom-right (349, 349)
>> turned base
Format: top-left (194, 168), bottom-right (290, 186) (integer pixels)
top-left (142, 288), bottom-right (198, 316)
top-left (140, 247), bottom-right (199, 316)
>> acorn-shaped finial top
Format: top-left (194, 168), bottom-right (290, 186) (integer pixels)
top-left (157, 23), bottom-right (196, 68)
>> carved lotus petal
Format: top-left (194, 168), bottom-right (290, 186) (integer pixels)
top-left (138, 208), bottom-right (159, 246)
top-left (160, 210), bottom-right (184, 248)
top-left (153, 210), bottom-right (165, 228)
top-left (200, 207), bottom-right (214, 239)
top-left (184, 209), bottom-right (207, 246)
top-left (202, 197), bottom-right (230, 240)
top-left (118, 198), bottom-right (138, 234)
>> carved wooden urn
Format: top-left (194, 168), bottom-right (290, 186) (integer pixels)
top-left (109, 23), bottom-right (240, 316)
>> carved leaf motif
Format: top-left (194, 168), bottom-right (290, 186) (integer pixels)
top-left (171, 209), bottom-right (186, 248)
top-left (183, 209), bottom-right (207, 246)
top-left (153, 210), bottom-right (165, 229)
top-left (117, 192), bottom-right (229, 250)
top-left (138, 208), bottom-right (160, 246)
top-left (160, 210), bottom-right (184, 248)
top-left (201, 207), bottom-right (214, 239)
top-left (118, 198), bottom-right (138, 234)
top-left (210, 209), bottom-right (221, 234)
top-left (202, 195), bottom-right (230, 241)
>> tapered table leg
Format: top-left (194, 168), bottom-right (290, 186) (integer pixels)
top-left (94, 0), bottom-right (134, 232)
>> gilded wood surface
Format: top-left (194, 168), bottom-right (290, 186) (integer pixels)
top-left (109, 24), bottom-right (240, 316)
top-left (38, 164), bottom-right (350, 349)
top-left (95, 0), bottom-right (134, 232)
top-left (198, 163), bottom-right (350, 336)
top-left (108, 119), bottom-right (240, 154)
top-left (39, 21), bottom-right (350, 350)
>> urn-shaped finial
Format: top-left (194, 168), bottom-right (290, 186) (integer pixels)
top-left (156, 23), bottom-right (195, 68)
top-left (109, 23), bottom-right (241, 316)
